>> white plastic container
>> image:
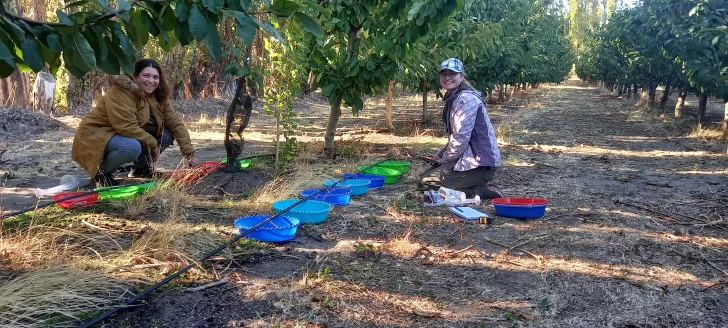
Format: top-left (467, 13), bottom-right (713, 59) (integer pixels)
top-left (424, 187), bottom-right (481, 206)
top-left (35, 175), bottom-right (89, 198)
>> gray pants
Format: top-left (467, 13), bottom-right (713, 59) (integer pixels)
top-left (418, 162), bottom-right (497, 191)
top-left (100, 128), bottom-right (174, 174)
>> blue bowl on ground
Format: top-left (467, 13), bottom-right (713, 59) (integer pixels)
top-left (342, 173), bottom-right (386, 189)
top-left (492, 197), bottom-right (549, 219)
top-left (234, 214), bottom-right (300, 242)
top-left (272, 199), bottom-right (333, 224)
top-left (300, 187), bottom-right (352, 206)
top-left (323, 179), bottom-right (370, 196)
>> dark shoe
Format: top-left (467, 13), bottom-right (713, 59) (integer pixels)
top-left (470, 183), bottom-right (504, 200)
top-left (128, 166), bottom-right (161, 179)
top-left (94, 173), bottom-right (119, 187)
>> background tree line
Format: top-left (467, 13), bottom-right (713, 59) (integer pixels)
top-left (0, 0), bottom-right (573, 151)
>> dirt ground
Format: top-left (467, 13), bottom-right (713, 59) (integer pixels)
top-left (1, 80), bottom-right (727, 327)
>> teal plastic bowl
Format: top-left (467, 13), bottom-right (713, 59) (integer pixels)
top-left (272, 199), bottom-right (333, 224)
top-left (323, 179), bottom-right (370, 196)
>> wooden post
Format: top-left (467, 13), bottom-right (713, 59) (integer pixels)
top-left (421, 80), bottom-right (428, 123)
top-left (385, 79), bottom-right (395, 131)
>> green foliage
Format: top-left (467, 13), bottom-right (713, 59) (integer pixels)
top-left (576, 0), bottom-right (727, 101)
top-left (0, 0), bottom-right (322, 78)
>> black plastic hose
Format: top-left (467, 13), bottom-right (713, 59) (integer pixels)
top-left (79, 158), bottom-right (394, 328)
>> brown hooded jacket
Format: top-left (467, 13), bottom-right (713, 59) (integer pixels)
top-left (71, 74), bottom-right (194, 177)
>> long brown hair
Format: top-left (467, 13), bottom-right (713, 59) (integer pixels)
top-left (133, 59), bottom-right (169, 103)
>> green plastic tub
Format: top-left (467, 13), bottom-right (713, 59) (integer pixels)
top-left (358, 166), bottom-right (401, 184)
top-left (373, 160), bottom-right (411, 173)
top-left (136, 181), bottom-right (157, 192)
top-left (98, 185), bottom-right (139, 200)
top-left (221, 158), bottom-right (252, 168)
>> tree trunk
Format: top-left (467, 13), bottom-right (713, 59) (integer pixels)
top-left (324, 92), bottom-right (343, 151)
top-left (698, 92), bottom-right (707, 127)
top-left (647, 84), bottom-right (657, 106)
top-left (617, 84), bottom-right (624, 96)
top-left (659, 83), bottom-right (671, 108)
top-left (498, 84), bottom-right (505, 101)
top-left (508, 84), bottom-right (516, 100)
top-left (674, 88), bottom-right (686, 119)
top-left (323, 25), bottom-right (358, 152)
top-left (723, 101), bottom-right (728, 131)
top-left (385, 79), bottom-right (395, 131)
top-left (421, 80), bottom-right (428, 123)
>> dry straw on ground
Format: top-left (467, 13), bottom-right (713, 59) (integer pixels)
top-left (0, 268), bottom-right (131, 328)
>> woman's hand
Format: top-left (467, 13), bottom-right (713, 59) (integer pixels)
top-left (186, 156), bottom-right (200, 168)
top-left (151, 147), bottom-right (161, 162)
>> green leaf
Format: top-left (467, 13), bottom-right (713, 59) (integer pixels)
top-left (270, 0), bottom-right (300, 17)
top-left (69, 31), bottom-right (96, 72)
top-left (214, 0), bottom-right (225, 10)
top-left (140, 10), bottom-right (160, 36)
top-left (712, 35), bottom-right (720, 46)
top-left (202, 0), bottom-right (216, 12)
top-left (292, 12), bottom-right (322, 37)
top-left (175, 19), bottom-right (194, 45)
top-left (4, 20), bottom-right (25, 43)
top-left (46, 33), bottom-right (62, 52)
top-left (204, 20), bottom-right (222, 61)
top-left (158, 30), bottom-right (178, 51)
top-left (56, 10), bottom-right (75, 26)
top-left (20, 38), bottom-right (43, 72)
top-left (131, 10), bottom-right (150, 46)
top-left (0, 40), bottom-right (16, 69)
top-left (321, 83), bottom-right (335, 97)
top-left (189, 5), bottom-right (208, 40)
top-left (176, 0), bottom-right (190, 21)
top-left (98, 52), bottom-right (121, 75)
top-left (235, 19), bottom-right (256, 45)
top-left (161, 6), bottom-right (177, 31)
top-left (255, 19), bottom-right (285, 44)
top-left (118, 0), bottom-right (131, 11)
top-left (240, 0), bottom-right (251, 11)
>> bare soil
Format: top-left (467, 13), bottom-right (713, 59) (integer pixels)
top-left (2, 80), bottom-right (728, 327)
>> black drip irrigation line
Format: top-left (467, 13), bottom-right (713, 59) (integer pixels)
top-left (0, 182), bottom-right (150, 222)
top-left (80, 157), bottom-right (396, 328)
top-left (0, 154), bottom-right (276, 222)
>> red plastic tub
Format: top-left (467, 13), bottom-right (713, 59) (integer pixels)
top-left (54, 192), bottom-right (99, 209)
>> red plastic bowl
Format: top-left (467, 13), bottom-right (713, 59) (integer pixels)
top-left (492, 197), bottom-right (549, 219)
top-left (54, 192), bottom-right (99, 209)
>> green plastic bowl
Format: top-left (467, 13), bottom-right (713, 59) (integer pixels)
top-left (98, 185), bottom-right (139, 200)
top-left (373, 160), bottom-right (411, 173)
top-left (221, 158), bottom-right (252, 168)
top-left (136, 181), bottom-right (157, 192)
top-left (358, 166), bottom-right (401, 184)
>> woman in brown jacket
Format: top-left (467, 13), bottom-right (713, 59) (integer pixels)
top-left (72, 59), bottom-right (197, 186)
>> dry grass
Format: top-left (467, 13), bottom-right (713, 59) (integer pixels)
top-left (0, 268), bottom-right (131, 328)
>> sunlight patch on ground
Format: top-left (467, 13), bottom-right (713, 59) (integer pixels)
top-left (478, 256), bottom-right (704, 287)
top-left (513, 143), bottom-right (727, 159)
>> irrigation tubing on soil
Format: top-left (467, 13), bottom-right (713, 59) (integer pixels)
top-left (0, 154), bottom-right (276, 222)
top-left (79, 157), bottom-right (395, 328)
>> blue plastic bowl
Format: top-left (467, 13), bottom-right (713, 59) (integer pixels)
top-left (323, 179), bottom-right (370, 196)
top-left (300, 187), bottom-right (352, 206)
top-left (342, 173), bottom-right (386, 189)
top-left (234, 214), bottom-right (300, 242)
top-left (272, 199), bottom-right (332, 224)
top-left (492, 197), bottom-right (549, 219)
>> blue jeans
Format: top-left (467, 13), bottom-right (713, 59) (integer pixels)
top-left (100, 128), bottom-right (174, 174)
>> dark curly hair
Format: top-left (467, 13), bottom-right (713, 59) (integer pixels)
top-left (133, 59), bottom-right (169, 103)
